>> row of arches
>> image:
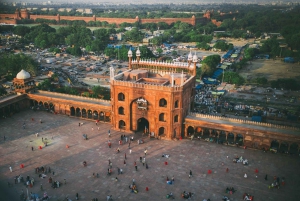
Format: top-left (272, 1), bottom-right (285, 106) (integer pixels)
top-left (186, 125), bottom-right (300, 154)
top-left (0, 103), bottom-right (21, 118)
top-left (29, 99), bottom-right (111, 122)
top-left (187, 126), bottom-right (244, 145)
top-left (30, 100), bottom-right (55, 111)
top-left (70, 107), bottom-right (110, 122)
top-left (118, 93), bottom-right (179, 108)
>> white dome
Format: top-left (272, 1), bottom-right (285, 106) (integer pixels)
top-left (16, 69), bottom-right (31, 79)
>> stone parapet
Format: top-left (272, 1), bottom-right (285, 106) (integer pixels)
top-left (189, 112), bottom-right (300, 131)
top-left (111, 80), bottom-right (183, 92)
top-left (35, 90), bottom-right (110, 104)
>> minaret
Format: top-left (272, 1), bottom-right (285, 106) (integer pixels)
top-left (109, 66), bottom-right (115, 81)
top-left (181, 70), bottom-right (184, 86)
top-left (128, 49), bottom-right (132, 70)
top-left (136, 47), bottom-right (141, 63)
top-left (192, 52), bottom-right (198, 76)
top-left (171, 73), bottom-right (174, 87)
top-left (187, 49), bottom-right (193, 66)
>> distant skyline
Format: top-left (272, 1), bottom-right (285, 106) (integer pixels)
top-left (2, 0), bottom-right (300, 4)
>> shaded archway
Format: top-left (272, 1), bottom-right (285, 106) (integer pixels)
top-left (187, 126), bottom-right (194, 135)
top-left (82, 109), bottom-right (87, 118)
top-left (271, 140), bottom-right (279, 149)
top-left (289, 143), bottom-right (299, 155)
top-left (227, 133), bottom-right (235, 144)
top-left (159, 127), bottom-right (165, 135)
top-left (70, 107), bottom-right (75, 116)
top-left (119, 120), bottom-right (126, 129)
top-left (137, 117), bottom-right (149, 132)
top-left (76, 108), bottom-right (81, 117)
top-left (278, 142), bottom-right (288, 154)
top-left (49, 103), bottom-right (54, 112)
top-left (217, 131), bottom-right (226, 144)
top-left (93, 111), bottom-right (98, 120)
top-left (30, 99), bottom-right (35, 107)
top-left (44, 102), bottom-right (49, 109)
top-left (236, 134), bottom-right (244, 146)
top-left (87, 109), bottom-right (92, 119)
top-left (99, 111), bottom-right (105, 121)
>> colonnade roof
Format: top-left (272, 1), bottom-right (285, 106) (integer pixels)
top-left (0, 94), bottom-right (19, 104)
top-left (31, 91), bottom-right (111, 106)
top-left (186, 114), bottom-right (300, 136)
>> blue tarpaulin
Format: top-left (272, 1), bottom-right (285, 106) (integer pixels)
top-left (284, 57), bottom-right (294, 63)
top-left (252, 116), bottom-right (262, 122)
top-left (196, 84), bottom-right (203, 90)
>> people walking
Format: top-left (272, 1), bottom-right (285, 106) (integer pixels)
top-left (129, 149), bottom-right (132, 154)
top-left (144, 149), bottom-right (147, 156)
top-left (31, 147), bottom-right (34, 151)
top-left (265, 174), bottom-right (268, 181)
top-left (9, 166), bottom-right (12, 172)
top-left (134, 162), bottom-right (137, 171)
top-left (189, 170), bottom-right (192, 178)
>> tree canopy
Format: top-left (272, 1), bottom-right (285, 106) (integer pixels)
top-left (201, 55), bottom-right (221, 77)
top-left (0, 53), bottom-right (38, 80)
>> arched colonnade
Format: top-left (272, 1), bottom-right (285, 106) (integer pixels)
top-left (185, 125), bottom-right (300, 154)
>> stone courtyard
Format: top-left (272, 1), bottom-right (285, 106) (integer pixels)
top-left (0, 110), bottom-right (300, 201)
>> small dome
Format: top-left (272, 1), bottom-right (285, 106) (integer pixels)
top-left (16, 69), bottom-right (31, 79)
top-left (128, 49), bottom-right (133, 57)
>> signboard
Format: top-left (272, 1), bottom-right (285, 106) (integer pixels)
top-left (136, 98), bottom-right (147, 110)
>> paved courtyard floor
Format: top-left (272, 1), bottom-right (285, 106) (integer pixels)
top-left (1, 110), bottom-right (300, 201)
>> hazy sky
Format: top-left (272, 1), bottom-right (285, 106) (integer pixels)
top-left (4, 0), bottom-right (294, 4)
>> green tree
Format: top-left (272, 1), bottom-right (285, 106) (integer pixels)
top-left (0, 53), bottom-right (38, 79)
top-left (92, 86), bottom-right (110, 100)
top-left (104, 47), bottom-right (115, 58)
top-left (13, 26), bottom-right (31, 37)
top-left (213, 41), bottom-right (229, 51)
top-left (244, 48), bottom-right (258, 60)
top-left (196, 42), bottom-right (210, 50)
top-left (124, 28), bottom-right (144, 43)
top-left (219, 72), bottom-right (245, 85)
top-left (156, 48), bottom-right (163, 55)
top-left (256, 77), bottom-right (268, 85)
top-left (201, 55), bottom-right (221, 76)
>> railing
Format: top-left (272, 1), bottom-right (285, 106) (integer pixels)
top-left (34, 90), bottom-right (111, 104)
top-left (188, 112), bottom-right (300, 131)
top-left (0, 92), bottom-right (17, 100)
top-left (112, 80), bottom-right (183, 92)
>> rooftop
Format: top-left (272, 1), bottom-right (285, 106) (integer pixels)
top-left (116, 69), bottom-right (190, 87)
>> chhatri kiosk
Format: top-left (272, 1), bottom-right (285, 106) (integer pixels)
top-left (110, 49), bottom-right (198, 138)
